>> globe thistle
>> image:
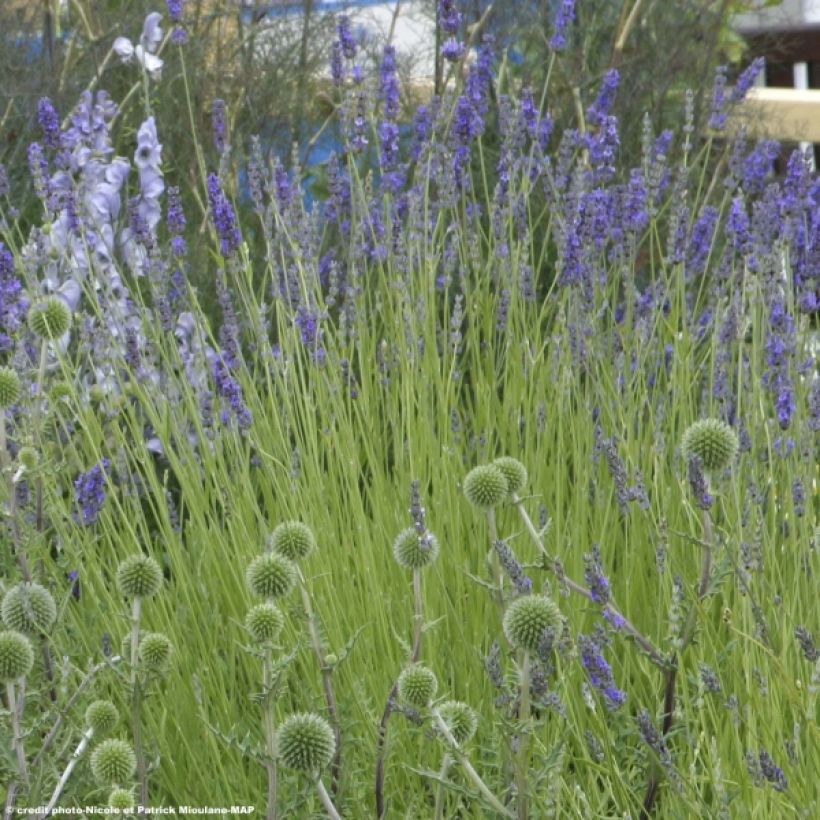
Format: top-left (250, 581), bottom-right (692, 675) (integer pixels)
top-left (392, 526), bottom-right (440, 570)
top-left (17, 446), bottom-right (39, 471)
top-left (28, 295), bottom-right (72, 339)
top-left (1, 582), bottom-right (57, 634)
top-left (463, 465), bottom-right (508, 509)
top-left (0, 366), bottom-right (21, 408)
top-left (268, 521), bottom-right (317, 561)
top-left (437, 700), bottom-right (478, 744)
top-left (90, 739), bottom-right (136, 785)
top-left (276, 712), bottom-right (336, 773)
top-left (503, 594), bottom-right (562, 654)
top-left (246, 552), bottom-right (297, 599)
top-left (0, 630), bottom-right (35, 682)
top-left (681, 419), bottom-right (739, 474)
top-left (398, 663), bottom-right (438, 707)
top-left (245, 602), bottom-right (284, 643)
top-left (108, 787), bottom-right (134, 811)
top-left (138, 632), bottom-right (173, 670)
top-left (85, 700), bottom-right (119, 734)
top-left (116, 555), bottom-right (163, 599)
top-left (493, 457), bottom-right (528, 496)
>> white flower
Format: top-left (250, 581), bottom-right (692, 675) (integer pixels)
top-left (113, 36), bottom-right (135, 61)
top-left (111, 13), bottom-right (164, 80)
top-left (135, 45), bottom-right (164, 81)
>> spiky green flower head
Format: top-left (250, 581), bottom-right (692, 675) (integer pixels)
top-left (276, 712), bottom-right (336, 773)
top-left (268, 521), bottom-right (317, 561)
top-left (139, 632), bottom-right (173, 671)
top-left (1, 582), bottom-right (57, 635)
top-left (503, 594), bottom-right (562, 654)
top-left (245, 602), bottom-right (284, 643)
top-left (463, 464), bottom-right (508, 509)
top-left (392, 526), bottom-right (440, 570)
top-left (246, 552), bottom-right (297, 599)
top-left (0, 630), bottom-right (35, 682)
top-left (681, 418), bottom-right (739, 474)
top-left (108, 787), bottom-right (134, 812)
top-left (0, 366), bottom-right (21, 408)
top-left (398, 663), bottom-right (438, 708)
top-left (91, 738), bottom-right (136, 785)
top-left (17, 446), bottom-right (39, 471)
top-left (437, 700), bottom-right (478, 745)
top-left (116, 554), bottom-right (163, 599)
top-left (28, 295), bottom-right (72, 340)
top-left (493, 457), bottom-right (528, 497)
top-left (85, 700), bottom-right (119, 735)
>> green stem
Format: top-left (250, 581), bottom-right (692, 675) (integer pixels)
top-left (433, 753), bottom-right (452, 820)
top-left (298, 573), bottom-right (341, 796)
top-left (431, 709), bottom-right (514, 819)
top-left (130, 596), bottom-right (148, 804)
top-left (263, 647), bottom-right (277, 820)
top-left (315, 778), bottom-right (342, 820)
top-left (7, 680), bottom-right (28, 786)
top-left (486, 507), bottom-right (504, 607)
top-left (513, 496), bottom-right (668, 669)
top-left (515, 652), bottom-right (531, 820)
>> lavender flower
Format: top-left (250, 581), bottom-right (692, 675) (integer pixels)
top-left (438, 0), bottom-right (461, 35)
top-left (687, 456), bottom-right (714, 510)
top-left (74, 459), bottom-right (112, 526)
top-left (708, 65), bottom-right (729, 130)
top-left (493, 539), bottom-right (532, 594)
top-left (577, 632), bottom-right (626, 710)
top-left (731, 57), bottom-right (764, 103)
top-left (637, 709), bottom-right (682, 790)
top-left (336, 16), bottom-right (356, 61)
top-left (583, 544), bottom-right (610, 605)
top-left (166, 0), bottom-right (184, 23)
top-left (207, 173), bottom-right (241, 257)
top-left (795, 626), bottom-right (819, 662)
top-left (0, 242), bottom-right (29, 350)
top-left (549, 0), bottom-right (576, 50)
top-left (212, 355), bottom-right (252, 430)
top-left (212, 99), bottom-right (227, 155)
top-left (757, 748), bottom-right (788, 791)
top-left (37, 98), bottom-right (61, 151)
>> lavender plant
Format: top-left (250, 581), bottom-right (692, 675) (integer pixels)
top-left (0, 2), bottom-right (817, 816)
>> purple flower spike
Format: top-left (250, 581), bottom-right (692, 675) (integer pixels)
top-left (74, 459), bottom-right (111, 526)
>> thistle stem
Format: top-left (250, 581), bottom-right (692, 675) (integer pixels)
top-left (431, 709), bottom-right (514, 819)
top-left (513, 496), bottom-right (667, 669)
top-left (643, 506), bottom-right (715, 816)
top-left (375, 569), bottom-right (425, 818)
top-left (262, 647), bottom-right (277, 820)
top-left (486, 507), bottom-right (504, 607)
top-left (41, 727), bottom-right (94, 817)
top-left (515, 652), bottom-right (531, 820)
top-left (130, 596), bottom-right (148, 805)
top-left (8, 680), bottom-right (29, 786)
top-left (433, 753), bottom-right (452, 820)
top-left (298, 572), bottom-right (342, 797)
top-left (315, 778), bottom-right (342, 820)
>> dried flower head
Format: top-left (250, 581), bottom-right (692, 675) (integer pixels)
top-left (398, 663), bottom-right (438, 707)
top-left (246, 553), bottom-right (297, 599)
top-left (1, 582), bottom-right (57, 635)
top-left (116, 555), bottom-right (163, 599)
top-left (437, 700), bottom-right (478, 744)
top-left (268, 521), bottom-right (317, 561)
top-left (138, 632), bottom-right (173, 670)
top-left (503, 594), bottom-right (562, 653)
top-left (91, 738), bottom-right (137, 785)
top-left (107, 788), bottom-right (135, 811)
top-left (392, 526), bottom-right (440, 570)
top-left (493, 456), bottom-right (528, 496)
top-left (276, 712), bottom-right (336, 772)
top-left (28, 295), bottom-right (72, 339)
top-left (85, 700), bottom-right (119, 734)
top-left (245, 602), bottom-right (284, 643)
top-left (0, 630), bottom-right (35, 681)
top-left (463, 464), bottom-right (508, 509)
top-left (0, 366), bottom-right (21, 408)
top-left (681, 418), bottom-right (738, 473)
